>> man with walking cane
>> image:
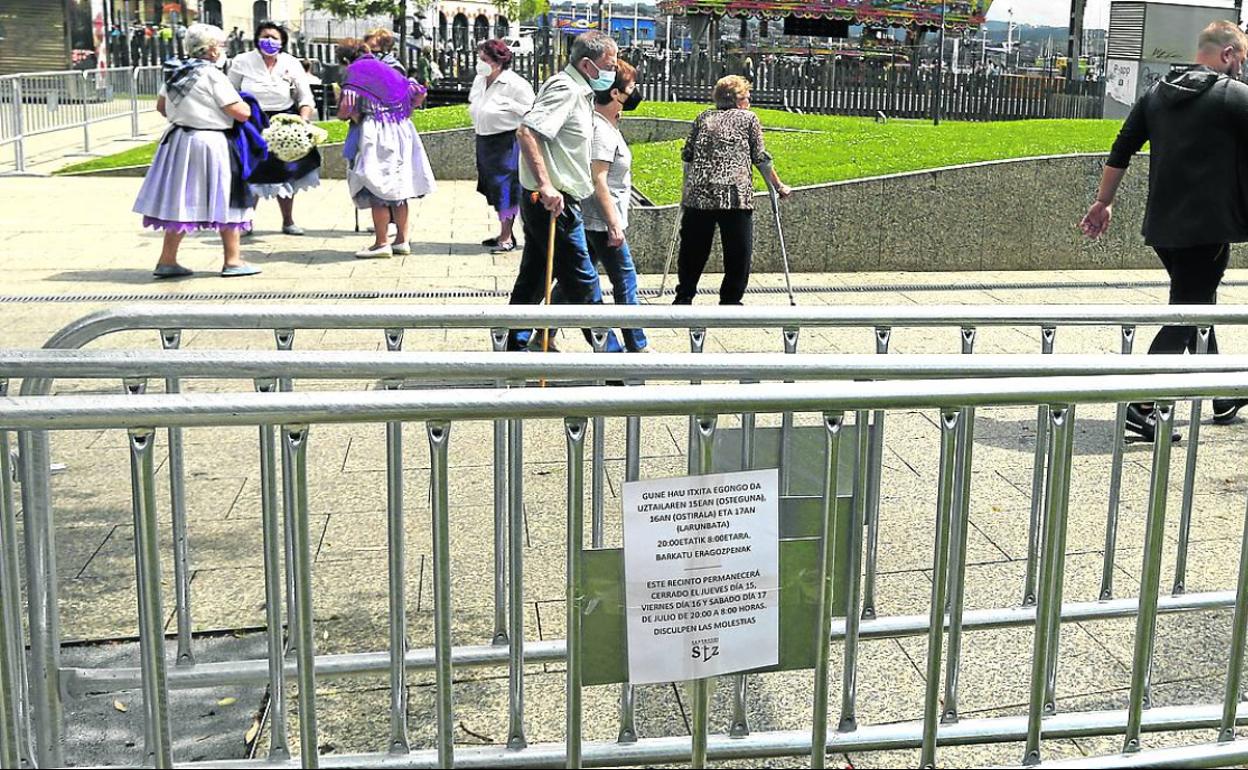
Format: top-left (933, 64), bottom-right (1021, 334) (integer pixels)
top-left (1080, 20), bottom-right (1248, 441)
top-left (504, 30), bottom-right (624, 353)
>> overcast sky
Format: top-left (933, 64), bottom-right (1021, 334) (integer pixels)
top-left (986, 0), bottom-right (1238, 29)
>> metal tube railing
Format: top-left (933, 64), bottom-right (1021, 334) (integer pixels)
top-left (0, 67), bottom-right (161, 174)
top-left (11, 370), bottom-right (1248, 768)
top-left (17, 303), bottom-right (1248, 763)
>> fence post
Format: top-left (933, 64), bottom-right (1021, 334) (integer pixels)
top-left (12, 78), bottom-right (25, 173)
top-left (130, 67), bottom-right (140, 138)
top-left (81, 74), bottom-right (91, 155)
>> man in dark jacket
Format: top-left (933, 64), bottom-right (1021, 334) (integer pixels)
top-left (1081, 20), bottom-right (1248, 441)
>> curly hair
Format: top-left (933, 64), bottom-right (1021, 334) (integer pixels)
top-left (713, 75), bottom-right (751, 109)
top-left (336, 37), bottom-right (370, 65)
top-left (478, 38), bottom-right (513, 69)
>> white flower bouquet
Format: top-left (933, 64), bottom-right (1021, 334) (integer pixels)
top-left (263, 113), bottom-right (330, 163)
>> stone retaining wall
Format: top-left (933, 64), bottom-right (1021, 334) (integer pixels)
top-left (72, 119), bottom-right (1214, 272)
top-left (625, 153), bottom-right (1242, 274)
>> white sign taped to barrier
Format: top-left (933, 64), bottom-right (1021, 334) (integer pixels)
top-left (621, 468), bottom-right (780, 685)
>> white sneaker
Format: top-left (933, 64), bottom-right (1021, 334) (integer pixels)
top-left (391, 241), bottom-right (412, 255)
top-left (355, 243), bottom-right (393, 259)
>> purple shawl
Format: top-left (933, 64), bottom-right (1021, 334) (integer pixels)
top-left (342, 55), bottom-right (419, 123)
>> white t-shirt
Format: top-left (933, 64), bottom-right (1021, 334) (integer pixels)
top-left (158, 66), bottom-right (242, 130)
top-left (468, 69), bottom-right (536, 136)
top-left (227, 49), bottom-right (314, 113)
top-left (581, 111), bottom-right (632, 232)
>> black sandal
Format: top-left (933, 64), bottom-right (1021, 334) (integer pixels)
top-left (491, 241), bottom-right (517, 253)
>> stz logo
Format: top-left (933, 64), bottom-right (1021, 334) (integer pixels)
top-left (691, 643), bottom-right (720, 662)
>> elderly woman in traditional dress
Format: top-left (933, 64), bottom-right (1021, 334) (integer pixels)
top-left (468, 38), bottom-right (535, 253)
top-left (229, 20), bottom-right (319, 235)
top-left (132, 23), bottom-right (260, 278)
top-left (337, 39), bottom-right (436, 259)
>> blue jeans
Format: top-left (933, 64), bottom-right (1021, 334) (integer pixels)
top-left (585, 230), bottom-right (648, 352)
top-left (506, 191), bottom-right (621, 352)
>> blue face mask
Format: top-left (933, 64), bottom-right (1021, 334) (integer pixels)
top-left (257, 37), bottom-right (282, 55)
top-left (585, 60), bottom-right (616, 91)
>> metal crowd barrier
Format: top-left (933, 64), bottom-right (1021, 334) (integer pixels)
top-left (0, 66), bottom-right (161, 173)
top-left (7, 302), bottom-right (1248, 766)
top-left (7, 361), bottom-right (1248, 768)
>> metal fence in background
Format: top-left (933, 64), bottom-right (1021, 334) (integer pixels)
top-left (0, 66), bottom-right (162, 174)
top-left (418, 48), bottom-right (1105, 121)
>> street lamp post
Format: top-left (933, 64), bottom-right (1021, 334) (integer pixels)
top-left (933, 0), bottom-right (946, 125)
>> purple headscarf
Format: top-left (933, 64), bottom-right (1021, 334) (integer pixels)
top-left (341, 55), bottom-right (420, 123)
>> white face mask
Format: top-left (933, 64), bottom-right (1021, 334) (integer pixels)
top-left (476, 60), bottom-right (493, 78)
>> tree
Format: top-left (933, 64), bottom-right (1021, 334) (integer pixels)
top-left (308, 0), bottom-right (435, 18)
top-left (493, 0), bottom-right (551, 25)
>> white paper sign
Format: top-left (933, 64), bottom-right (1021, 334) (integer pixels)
top-left (1106, 59), bottom-right (1139, 106)
top-left (621, 468), bottom-right (780, 685)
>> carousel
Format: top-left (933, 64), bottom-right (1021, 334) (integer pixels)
top-left (655, 0), bottom-right (994, 82)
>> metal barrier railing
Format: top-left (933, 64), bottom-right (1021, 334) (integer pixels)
top-left (7, 364), bottom-right (1248, 768)
top-left (0, 66), bottom-right (162, 174)
top-left (13, 302), bottom-right (1248, 766)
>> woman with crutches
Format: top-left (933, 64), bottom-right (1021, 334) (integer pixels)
top-left (674, 75), bottom-right (791, 305)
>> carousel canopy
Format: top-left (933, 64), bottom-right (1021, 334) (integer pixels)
top-left (656, 0), bottom-right (993, 31)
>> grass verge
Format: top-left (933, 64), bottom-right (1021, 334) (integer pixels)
top-left (57, 103), bottom-right (1124, 202)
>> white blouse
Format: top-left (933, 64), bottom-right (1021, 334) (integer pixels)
top-left (468, 69), bottom-right (536, 136)
top-left (158, 66), bottom-right (242, 131)
top-left (227, 49), bottom-right (314, 113)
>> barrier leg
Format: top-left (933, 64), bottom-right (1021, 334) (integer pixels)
top-left (1101, 325), bottom-right (1136, 600)
top-left (0, 379), bottom-right (28, 765)
top-left (254, 380), bottom-right (290, 760)
top-left (565, 418), bottom-right (587, 769)
top-left (129, 428), bottom-right (173, 768)
top-left (1123, 403), bottom-right (1176, 753)
top-left (1174, 326), bottom-right (1211, 595)
top-left (919, 408), bottom-right (961, 769)
top-left (160, 330), bottom-right (194, 666)
top-left (428, 422), bottom-right (455, 768)
top-left (491, 329), bottom-right (509, 647)
top-left (1023, 326), bottom-right (1056, 607)
top-left (619, 408), bottom-right (641, 744)
top-left (590, 329), bottom-right (609, 549)
top-left (507, 415), bottom-right (528, 749)
top-left (1023, 405), bottom-right (1077, 764)
top-left (837, 411), bottom-right (869, 733)
top-left (861, 327), bottom-right (891, 621)
top-left (19, 429), bottom-right (63, 768)
top-left (283, 426), bottom-right (319, 768)
top-left (690, 415), bottom-right (717, 769)
top-left (942, 405), bottom-right (976, 724)
top-left (275, 330), bottom-right (297, 652)
top-left (779, 329), bottom-right (799, 496)
top-left (1218, 474), bottom-right (1248, 742)
top-left (812, 412), bottom-right (844, 768)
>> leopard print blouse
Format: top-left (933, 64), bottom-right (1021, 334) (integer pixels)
top-left (680, 107), bottom-right (772, 211)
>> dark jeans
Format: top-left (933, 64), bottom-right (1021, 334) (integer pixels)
top-left (506, 190), bottom-right (620, 351)
top-left (673, 207), bottom-right (753, 305)
top-left (1148, 243), bottom-right (1229, 355)
top-left (586, 230), bottom-right (648, 351)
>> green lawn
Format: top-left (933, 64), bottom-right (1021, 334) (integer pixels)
top-left (57, 103), bottom-right (1126, 202)
top-left (633, 117), bottom-right (1126, 205)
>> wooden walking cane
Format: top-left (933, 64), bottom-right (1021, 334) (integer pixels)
top-left (534, 190), bottom-right (558, 386)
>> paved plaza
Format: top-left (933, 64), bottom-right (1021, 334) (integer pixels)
top-left (6, 173), bottom-right (1248, 767)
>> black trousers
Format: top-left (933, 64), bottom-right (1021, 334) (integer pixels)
top-left (1148, 243), bottom-right (1230, 355)
top-left (674, 207), bottom-right (753, 305)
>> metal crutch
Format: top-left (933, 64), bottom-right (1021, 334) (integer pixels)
top-left (764, 176), bottom-right (796, 307)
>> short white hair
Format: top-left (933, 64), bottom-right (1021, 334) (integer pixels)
top-left (185, 23), bottom-right (227, 58)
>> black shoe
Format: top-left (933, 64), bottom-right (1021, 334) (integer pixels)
top-left (525, 333), bottom-right (559, 353)
top-left (1125, 404), bottom-right (1182, 444)
top-left (1212, 398), bottom-right (1248, 425)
